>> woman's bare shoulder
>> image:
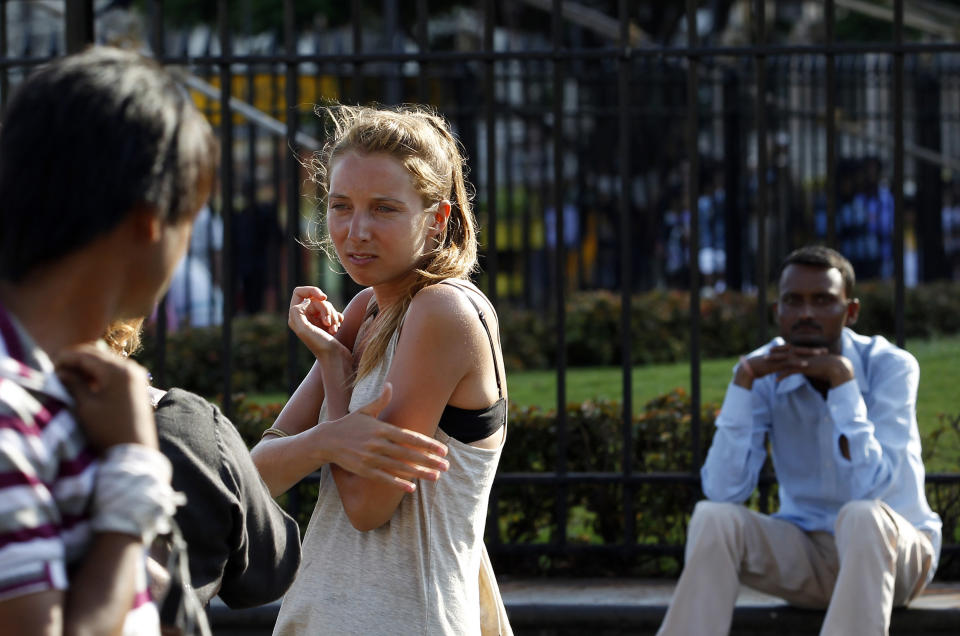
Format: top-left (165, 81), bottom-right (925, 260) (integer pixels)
top-left (409, 280), bottom-right (483, 320)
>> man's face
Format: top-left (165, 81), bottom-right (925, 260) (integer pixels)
top-left (776, 264), bottom-right (859, 353)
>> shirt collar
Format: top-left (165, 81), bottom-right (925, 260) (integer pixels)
top-left (772, 328), bottom-right (868, 395)
top-left (0, 300), bottom-right (74, 406)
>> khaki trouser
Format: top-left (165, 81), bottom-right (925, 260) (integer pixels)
top-left (657, 500), bottom-right (935, 636)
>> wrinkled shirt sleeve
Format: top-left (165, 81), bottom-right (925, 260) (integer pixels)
top-left (701, 380), bottom-right (771, 503)
top-left (827, 351), bottom-right (919, 499)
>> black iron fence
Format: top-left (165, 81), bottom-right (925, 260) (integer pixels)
top-left (8, 0), bottom-right (959, 577)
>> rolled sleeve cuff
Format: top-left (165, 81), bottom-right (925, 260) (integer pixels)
top-left (827, 379), bottom-right (871, 463)
top-left (716, 383), bottom-right (755, 430)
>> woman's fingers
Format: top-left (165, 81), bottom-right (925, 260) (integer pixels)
top-left (370, 438), bottom-right (449, 473)
top-left (289, 285), bottom-right (327, 307)
top-left (290, 295), bottom-right (342, 333)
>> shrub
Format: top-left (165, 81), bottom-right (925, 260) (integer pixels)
top-left (135, 314), bottom-right (313, 396)
top-left (225, 390), bottom-right (959, 579)
top-left (491, 390), bottom-right (723, 576)
top-left (133, 280), bottom-right (960, 390)
top-left (502, 280), bottom-right (960, 370)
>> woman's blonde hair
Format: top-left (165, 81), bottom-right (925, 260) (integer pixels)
top-left (305, 104), bottom-right (478, 382)
top-left (103, 318), bottom-right (145, 357)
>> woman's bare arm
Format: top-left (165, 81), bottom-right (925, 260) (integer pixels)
top-left (251, 288), bottom-right (448, 497)
top-left (332, 284), bottom-right (498, 530)
top-left (252, 384), bottom-right (448, 497)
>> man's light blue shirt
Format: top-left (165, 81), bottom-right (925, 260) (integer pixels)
top-left (702, 328), bottom-right (942, 574)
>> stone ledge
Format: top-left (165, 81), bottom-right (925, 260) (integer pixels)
top-left (207, 579), bottom-right (960, 635)
top-left (500, 579), bottom-right (960, 634)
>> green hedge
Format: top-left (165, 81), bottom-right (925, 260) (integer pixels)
top-left (135, 281), bottom-right (960, 395)
top-left (227, 390), bottom-right (960, 579)
top-left (136, 315), bottom-right (312, 396)
top-left (501, 280), bottom-right (960, 370)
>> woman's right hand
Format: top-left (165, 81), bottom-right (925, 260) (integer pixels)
top-left (288, 286), bottom-right (348, 360)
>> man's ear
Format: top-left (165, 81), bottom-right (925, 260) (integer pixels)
top-left (845, 297), bottom-right (861, 326)
top-left (129, 204), bottom-right (163, 244)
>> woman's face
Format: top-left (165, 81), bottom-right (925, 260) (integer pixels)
top-left (327, 151), bottom-right (437, 299)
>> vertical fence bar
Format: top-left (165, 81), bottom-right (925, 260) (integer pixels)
top-left (64, 0), bottom-right (94, 54)
top-left (551, 0), bottom-right (568, 547)
top-left (481, 0), bottom-right (502, 554)
top-left (246, 35), bottom-right (258, 292)
top-left (505, 121), bottom-right (516, 303)
top-left (825, 0), bottom-right (837, 247)
top-left (283, 0), bottom-right (302, 520)
top-left (754, 0), bottom-right (769, 346)
top-left (270, 43), bottom-right (284, 313)
top-left (149, 0), bottom-right (164, 60)
top-left (218, 0), bottom-right (235, 419)
top-left (722, 69), bottom-right (742, 291)
top-left (484, 0), bottom-right (498, 307)
top-left (686, 0), bottom-right (702, 467)
top-left (753, 0), bottom-right (772, 513)
top-left (522, 68), bottom-right (535, 309)
top-left (617, 0), bottom-right (635, 550)
top-left (284, 0), bottom-right (302, 397)
top-left (150, 0), bottom-right (169, 390)
top-left (382, 0), bottom-right (400, 104)
top-left (0, 0), bottom-right (9, 114)
top-left (893, 0), bottom-right (905, 348)
top-left (352, 0), bottom-right (363, 104)
top-left (916, 65), bottom-right (945, 282)
top-left (416, 0), bottom-right (429, 102)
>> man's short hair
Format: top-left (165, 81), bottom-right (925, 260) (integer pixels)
top-left (0, 46), bottom-right (217, 282)
top-left (779, 245), bottom-right (856, 297)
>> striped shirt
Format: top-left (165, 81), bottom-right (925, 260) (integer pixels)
top-left (0, 301), bottom-right (159, 634)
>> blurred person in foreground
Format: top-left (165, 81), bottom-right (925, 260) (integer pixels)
top-left (0, 46), bottom-right (448, 635)
top-left (657, 245), bottom-right (940, 636)
top-left (0, 45), bottom-right (217, 635)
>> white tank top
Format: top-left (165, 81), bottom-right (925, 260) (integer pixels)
top-left (273, 326), bottom-right (505, 636)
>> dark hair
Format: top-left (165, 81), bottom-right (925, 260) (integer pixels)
top-left (779, 245), bottom-right (856, 297)
top-left (0, 46), bottom-right (217, 282)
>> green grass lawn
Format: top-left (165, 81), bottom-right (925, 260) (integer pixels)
top-left (506, 335), bottom-right (960, 472)
top-left (248, 335), bottom-right (960, 471)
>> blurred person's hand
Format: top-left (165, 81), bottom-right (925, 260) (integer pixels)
top-left (56, 344), bottom-right (158, 452)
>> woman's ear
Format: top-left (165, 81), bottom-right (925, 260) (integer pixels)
top-left (430, 200), bottom-right (452, 235)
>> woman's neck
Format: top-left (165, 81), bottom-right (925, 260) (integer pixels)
top-left (371, 272), bottom-right (419, 310)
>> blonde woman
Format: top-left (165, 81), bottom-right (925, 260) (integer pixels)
top-left (251, 105), bottom-right (508, 635)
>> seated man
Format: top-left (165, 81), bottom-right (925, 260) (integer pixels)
top-left (658, 245), bottom-right (941, 636)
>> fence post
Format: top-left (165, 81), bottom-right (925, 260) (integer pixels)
top-left (722, 69), bottom-right (743, 291)
top-left (218, 0), bottom-right (235, 419)
top-left (65, 0), bottom-right (94, 54)
top-left (915, 69), bottom-right (947, 281)
top-left (685, 0), bottom-right (702, 472)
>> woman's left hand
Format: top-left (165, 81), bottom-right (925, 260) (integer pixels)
top-left (288, 286), bottom-right (348, 360)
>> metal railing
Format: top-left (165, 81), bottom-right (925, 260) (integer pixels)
top-left (9, 0), bottom-right (958, 577)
